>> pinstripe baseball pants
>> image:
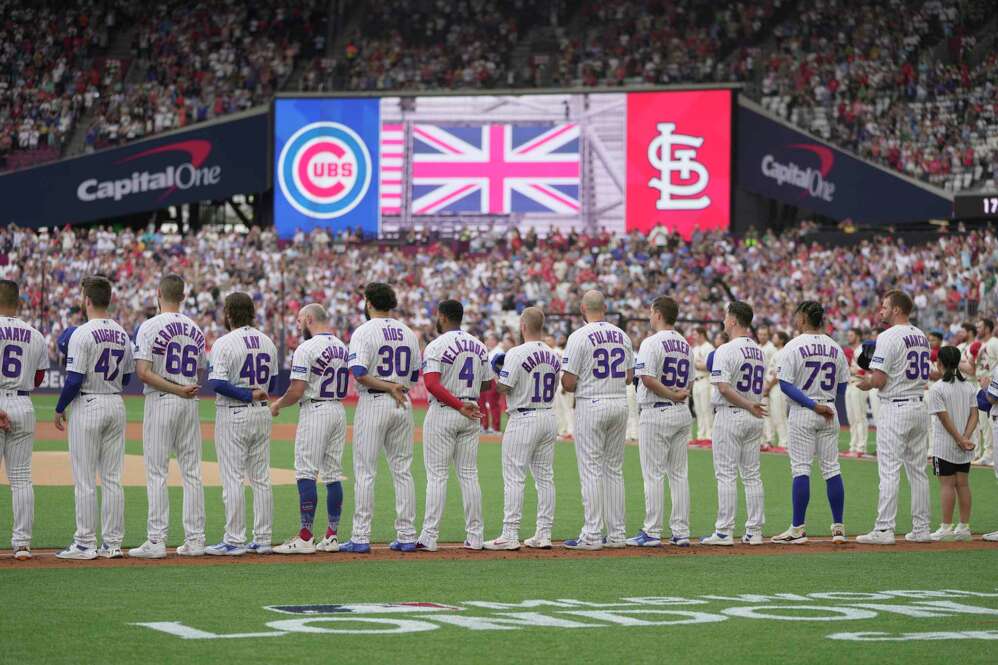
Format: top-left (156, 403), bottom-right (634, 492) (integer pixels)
top-left (294, 400), bottom-right (346, 482)
top-left (573, 398), bottom-right (628, 544)
top-left (68, 394), bottom-right (126, 548)
top-left (142, 394), bottom-right (205, 545)
top-left (845, 384), bottom-right (868, 453)
top-left (692, 378), bottom-right (713, 439)
top-left (787, 404), bottom-right (841, 479)
top-left (769, 388), bottom-right (789, 446)
top-left (419, 404), bottom-right (484, 548)
top-left (499, 409), bottom-right (557, 541)
top-left (711, 406), bottom-right (765, 535)
top-left (1, 395), bottom-right (35, 548)
top-left (638, 403), bottom-right (691, 539)
top-left (215, 404), bottom-right (273, 546)
top-left (873, 399), bottom-right (930, 533)
top-left (350, 395), bottom-right (416, 545)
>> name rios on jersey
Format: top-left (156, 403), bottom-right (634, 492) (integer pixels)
top-left (440, 338), bottom-right (487, 365)
top-left (150, 321), bottom-right (207, 356)
top-left (0, 326), bottom-right (32, 342)
top-left (520, 349), bottom-right (561, 373)
top-left (586, 329), bottom-right (626, 346)
top-left (311, 344), bottom-right (349, 375)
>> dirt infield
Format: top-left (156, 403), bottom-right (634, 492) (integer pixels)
top-left (2, 538), bottom-right (992, 570)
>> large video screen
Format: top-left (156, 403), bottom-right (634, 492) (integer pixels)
top-left (274, 89), bottom-right (731, 238)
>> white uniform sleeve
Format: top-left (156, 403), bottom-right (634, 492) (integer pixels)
top-left (134, 321), bottom-right (155, 362)
top-left (836, 348), bottom-right (850, 385)
top-left (709, 345), bottom-right (735, 385)
top-left (988, 367), bottom-right (998, 400)
top-left (777, 345), bottom-right (798, 384)
top-left (497, 348), bottom-right (518, 389)
top-left (480, 351), bottom-right (496, 383)
top-left (208, 342), bottom-right (231, 381)
top-left (422, 339), bottom-right (444, 375)
top-left (65, 329), bottom-right (90, 375)
top-left (635, 338), bottom-right (660, 379)
top-left (34, 330), bottom-right (50, 371)
top-left (289, 344), bottom-right (310, 382)
top-left (562, 333), bottom-right (584, 376)
top-left (926, 385), bottom-right (945, 415)
top-left (348, 328), bottom-right (372, 371)
top-left (868, 333), bottom-right (894, 375)
top-left (624, 334), bottom-right (635, 371)
top-left (123, 339), bottom-right (135, 375)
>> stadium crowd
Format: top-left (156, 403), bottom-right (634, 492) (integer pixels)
top-left (1, 223), bottom-right (995, 367)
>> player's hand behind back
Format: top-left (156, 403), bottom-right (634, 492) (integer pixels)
top-left (177, 384), bottom-right (199, 399)
top-left (459, 401), bottom-right (482, 420)
top-left (749, 402), bottom-right (767, 419)
top-left (813, 404), bottom-right (835, 422)
top-left (0, 410), bottom-right (11, 432)
top-left (388, 383), bottom-right (409, 408)
top-left (252, 388), bottom-right (269, 402)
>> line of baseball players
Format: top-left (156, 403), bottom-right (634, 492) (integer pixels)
top-left (3, 276), bottom-right (998, 560)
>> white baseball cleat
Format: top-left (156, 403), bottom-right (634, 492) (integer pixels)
top-left (463, 540), bottom-right (484, 551)
top-left (856, 530), bottom-right (895, 545)
top-left (929, 524), bottom-right (955, 542)
top-left (205, 542), bottom-right (247, 556)
top-left (983, 531), bottom-right (998, 542)
top-left (904, 531), bottom-right (933, 543)
top-left (246, 542), bottom-right (273, 554)
top-left (771, 526), bottom-right (807, 545)
top-left (97, 544), bottom-right (124, 559)
top-left (13, 546), bottom-right (31, 560)
top-left (316, 535), bottom-right (339, 552)
top-left (274, 536), bottom-right (316, 555)
top-left (830, 523), bottom-right (847, 544)
top-left (177, 542), bottom-right (206, 556)
top-left (952, 524), bottom-right (972, 542)
top-left (563, 538), bottom-right (602, 551)
top-left (129, 540), bottom-right (167, 559)
top-left (484, 537), bottom-right (521, 551)
top-left (741, 533), bottom-right (763, 546)
top-left (602, 538), bottom-right (627, 549)
top-left (524, 536), bottom-right (552, 549)
top-left (700, 532), bottom-right (734, 546)
top-left (56, 543), bottom-right (98, 560)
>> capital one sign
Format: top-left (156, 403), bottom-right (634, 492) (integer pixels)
top-left (626, 90), bottom-right (731, 237)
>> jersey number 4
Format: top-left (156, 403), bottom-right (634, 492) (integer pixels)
top-left (94, 348), bottom-right (125, 381)
top-left (239, 353), bottom-right (272, 386)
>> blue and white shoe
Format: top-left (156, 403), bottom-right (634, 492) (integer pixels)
top-left (338, 540), bottom-right (371, 554)
top-left (246, 542), bottom-right (273, 554)
top-left (625, 530), bottom-right (662, 547)
top-left (463, 540), bottom-right (483, 551)
top-left (415, 541), bottom-right (437, 552)
top-left (564, 538), bottom-right (602, 551)
top-left (56, 543), bottom-right (97, 560)
top-left (205, 542), bottom-right (247, 556)
top-left (668, 535), bottom-right (691, 547)
top-left (700, 532), bottom-right (733, 546)
top-left (389, 540), bottom-right (416, 552)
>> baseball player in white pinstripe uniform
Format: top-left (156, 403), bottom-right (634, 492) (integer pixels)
top-left (270, 303), bottom-right (348, 555)
top-left (691, 327), bottom-right (714, 441)
top-left (844, 328), bottom-right (870, 455)
top-left (485, 307), bottom-right (560, 551)
top-left (770, 301), bottom-right (849, 545)
top-left (762, 331), bottom-right (790, 448)
top-left (340, 283), bottom-right (421, 554)
top-left (857, 289), bottom-right (932, 545)
top-left (702, 300), bottom-right (767, 546)
top-left (418, 300), bottom-right (492, 552)
top-left (626, 296), bottom-right (693, 548)
top-left (204, 292), bottom-right (276, 556)
top-left (0, 280), bottom-right (49, 560)
top-left (128, 275), bottom-right (207, 559)
top-left (561, 290), bottom-right (634, 550)
top-left (55, 276), bottom-right (135, 560)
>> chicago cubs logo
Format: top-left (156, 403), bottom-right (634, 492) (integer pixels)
top-left (277, 122), bottom-right (373, 219)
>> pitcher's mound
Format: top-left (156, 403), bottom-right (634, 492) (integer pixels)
top-left (0, 452), bottom-right (299, 487)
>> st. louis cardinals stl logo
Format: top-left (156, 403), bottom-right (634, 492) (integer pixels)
top-left (647, 122), bottom-right (710, 211)
top-left (278, 121), bottom-right (373, 219)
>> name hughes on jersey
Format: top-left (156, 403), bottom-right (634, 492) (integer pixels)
top-left (91, 328), bottom-right (128, 346)
top-left (796, 343), bottom-right (840, 360)
top-left (586, 329), bottom-right (626, 347)
top-left (521, 349), bottom-right (561, 373)
top-left (440, 338), bottom-right (487, 365)
top-left (0, 326), bottom-right (32, 343)
top-left (150, 321), bottom-right (206, 356)
top-left (311, 343), bottom-right (348, 375)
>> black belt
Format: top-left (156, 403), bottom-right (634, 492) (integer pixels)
top-left (0, 390), bottom-right (29, 396)
top-left (889, 396), bottom-right (924, 403)
top-left (81, 392), bottom-right (118, 396)
top-left (305, 398), bottom-right (336, 404)
top-left (652, 402), bottom-right (676, 408)
top-left (223, 400), bottom-right (268, 408)
top-left (516, 407), bottom-right (552, 413)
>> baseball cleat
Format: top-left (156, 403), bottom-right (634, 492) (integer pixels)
top-left (602, 537), bottom-right (627, 549)
top-left (13, 546), bottom-right (31, 560)
top-left (856, 530), bottom-right (895, 545)
top-left (128, 540), bottom-right (167, 559)
top-left (929, 524), bottom-right (955, 542)
top-left (668, 536), bottom-right (691, 547)
top-left (316, 535), bottom-right (339, 552)
top-left (904, 531), bottom-right (933, 543)
top-left (830, 523), bottom-right (847, 544)
top-left (56, 543), bottom-right (98, 560)
top-left (337, 541), bottom-right (371, 554)
top-left (176, 542), bottom-right (205, 556)
top-left (484, 537), bottom-right (521, 551)
top-left (246, 542), bottom-right (273, 554)
top-left (205, 542), bottom-right (247, 556)
top-left (524, 536), bottom-right (552, 549)
top-left (463, 540), bottom-right (483, 551)
top-left (389, 540), bottom-right (417, 552)
top-left (274, 536), bottom-right (316, 555)
top-left (983, 531), bottom-right (998, 542)
top-left (771, 526), bottom-right (807, 545)
top-left (625, 530), bottom-right (661, 547)
top-left (952, 524), bottom-right (972, 542)
top-left (97, 544), bottom-right (124, 559)
top-left (700, 532), bottom-right (733, 546)
top-left (563, 538), bottom-right (602, 551)
top-left (741, 533), bottom-right (763, 546)
top-left (414, 541), bottom-right (437, 552)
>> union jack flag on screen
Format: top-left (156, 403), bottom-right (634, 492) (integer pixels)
top-left (379, 123), bottom-right (581, 216)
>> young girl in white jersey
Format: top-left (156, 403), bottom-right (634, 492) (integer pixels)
top-left (926, 346), bottom-right (977, 541)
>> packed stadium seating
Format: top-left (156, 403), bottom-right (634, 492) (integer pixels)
top-left (2, 223), bottom-right (995, 365)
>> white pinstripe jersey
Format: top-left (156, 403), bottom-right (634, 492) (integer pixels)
top-left (987, 365), bottom-right (998, 401)
top-left (134, 313), bottom-right (207, 395)
top-left (868, 324), bottom-right (930, 399)
top-left (777, 334), bottom-right (849, 402)
top-left (710, 336), bottom-right (766, 407)
top-left (562, 321), bottom-right (634, 400)
top-left (635, 329), bottom-right (693, 406)
top-left (289, 333), bottom-right (350, 401)
top-left (422, 330), bottom-right (495, 405)
top-left (0, 316), bottom-right (49, 391)
top-left (348, 317), bottom-right (421, 395)
top-left (65, 318), bottom-right (135, 393)
top-left (207, 325), bottom-right (277, 406)
top-left (499, 340), bottom-right (561, 410)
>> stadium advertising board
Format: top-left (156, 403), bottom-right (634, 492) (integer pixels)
top-left (0, 111), bottom-right (268, 228)
top-left (273, 90), bottom-right (733, 239)
top-left (737, 103), bottom-right (951, 224)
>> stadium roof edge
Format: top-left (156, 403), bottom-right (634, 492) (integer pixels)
top-left (739, 96), bottom-right (952, 202)
top-left (274, 82), bottom-right (744, 99)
